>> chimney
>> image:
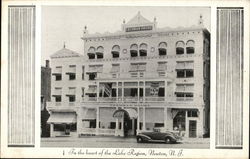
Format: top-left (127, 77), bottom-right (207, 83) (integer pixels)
top-left (46, 60), bottom-right (50, 68)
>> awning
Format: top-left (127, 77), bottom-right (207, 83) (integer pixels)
top-left (83, 109), bottom-right (96, 120)
top-left (85, 87), bottom-right (97, 94)
top-left (47, 112), bottom-right (76, 124)
top-left (113, 108), bottom-right (137, 119)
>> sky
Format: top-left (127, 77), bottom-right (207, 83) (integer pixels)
top-left (41, 6), bottom-right (210, 66)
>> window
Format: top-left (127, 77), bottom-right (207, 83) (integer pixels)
top-left (139, 43), bottom-right (147, 56)
top-left (176, 69), bottom-right (194, 78)
top-left (186, 40), bottom-right (195, 54)
top-left (111, 45), bottom-right (120, 58)
top-left (55, 96), bottom-right (61, 102)
top-left (53, 66), bottom-right (62, 81)
top-left (110, 122), bottom-right (116, 129)
top-left (89, 73), bottom-right (96, 80)
top-left (69, 74), bottom-right (76, 80)
top-left (66, 65), bottom-right (76, 80)
top-left (157, 62), bottom-right (167, 71)
top-left (96, 46), bottom-right (104, 59)
top-left (176, 41), bottom-right (185, 55)
top-left (158, 42), bottom-right (167, 56)
top-left (130, 44), bottom-right (138, 57)
top-left (175, 92), bottom-right (193, 101)
top-left (69, 96), bottom-right (75, 102)
top-left (55, 75), bottom-right (62, 81)
top-left (87, 47), bottom-right (95, 59)
top-left (130, 63), bottom-right (146, 72)
top-left (188, 110), bottom-right (198, 117)
top-left (54, 124), bottom-right (65, 131)
top-left (158, 72), bottom-right (165, 77)
top-left (110, 64), bottom-right (120, 73)
top-left (82, 66), bottom-right (85, 80)
top-left (158, 88), bottom-right (165, 97)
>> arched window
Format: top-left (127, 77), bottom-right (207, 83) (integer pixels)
top-left (158, 42), bottom-right (167, 56)
top-left (186, 40), bottom-right (195, 54)
top-left (96, 46), bottom-right (104, 59)
top-left (139, 43), bottom-right (148, 56)
top-left (87, 47), bottom-right (95, 59)
top-left (176, 41), bottom-right (185, 55)
top-left (111, 45), bottom-right (120, 58)
top-left (130, 44), bottom-right (138, 57)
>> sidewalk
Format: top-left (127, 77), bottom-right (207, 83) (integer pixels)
top-left (41, 136), bottom-right (210, 144)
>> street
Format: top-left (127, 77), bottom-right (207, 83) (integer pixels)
top-left (41, 136), bottom-right (210, 148)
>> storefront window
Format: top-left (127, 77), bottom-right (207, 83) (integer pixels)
top-left (173, 111), bottom-right (186, 131)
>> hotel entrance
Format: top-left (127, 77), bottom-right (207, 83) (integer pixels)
top-left (113, 108), bottom-right (137, 137)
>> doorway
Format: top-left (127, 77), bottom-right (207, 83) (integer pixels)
top-left (189, 120), bottom-right (197, 138)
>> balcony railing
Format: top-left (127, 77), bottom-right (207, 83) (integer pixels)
top-left (96, 71), bottom-right (174, 80)
top-left (47, 96), bottom-right (195, 108)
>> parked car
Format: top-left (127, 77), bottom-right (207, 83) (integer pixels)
top-left (136, 128), bottom-right (182, 144)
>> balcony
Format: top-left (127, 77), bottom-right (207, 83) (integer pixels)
top-left (47, 101), bottom-right (76, 112)
top-left (96, 72), bottom-right (174, 80)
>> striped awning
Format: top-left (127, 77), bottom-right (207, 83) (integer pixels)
top-left (47, 112), bottom-right (76, 124)
top-left (113, 108), bottom-right (137, 119)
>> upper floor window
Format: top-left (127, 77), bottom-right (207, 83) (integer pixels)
top-left (96, 46), bottom-right (104, 59)
top-left (158, 42), bottom-right (167, 56)
top-left (55, 96), bottom-right (61, 102)
top-left (130, 63), bottom-right (147, 72)
top-left (111, 45), bottom-right (120, 58)
top-left (176, 69), bottom-right (194, 78)
top-left (176, 61), bottom-right (194, 70)
top-left (66, 65), bottom-right (76, 80)
top-left (139, 43), bottom-right (147, 56)
top-left (87, 47), bottom-right (95, 59)
top-left (110, 64), bottom-right (120, 73)
top-left (186, 40), bottom-right (195, 54)
top-left (176, 41), bottom-right (185, 55)
top-left (130, 44), bottom-right (138, 57)
top-left (53, 66), bottom-right (62, 81)
top-left (157, 61), bottom-right (167, 71)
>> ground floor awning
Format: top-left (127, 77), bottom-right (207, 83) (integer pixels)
top-left (47, 112), bottom-right (76, 124)
top-left (113, 108), bottom-right (137, 119)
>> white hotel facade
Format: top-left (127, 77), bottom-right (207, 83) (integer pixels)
top-left (47, 12), bottom-right (210, 138)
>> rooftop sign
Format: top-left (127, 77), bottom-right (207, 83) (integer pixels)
top-left (125, 25), bottom-right (153, 32)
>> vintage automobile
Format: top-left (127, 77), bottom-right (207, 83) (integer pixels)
top-left (136, 128), bottom-right (182, 144)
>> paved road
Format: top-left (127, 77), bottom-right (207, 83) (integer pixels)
top-left (41, 136), bottom-right (210, 149)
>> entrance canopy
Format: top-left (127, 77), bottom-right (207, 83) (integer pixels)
top-left (47, 112), bottom-right (76, 124)
top-left (113, 108), bottom-right (137, 119)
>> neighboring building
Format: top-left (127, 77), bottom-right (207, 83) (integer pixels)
top-left (41, 60), bottom-right (51, 137)
top-left (47, 12), bottom-right (210, 138)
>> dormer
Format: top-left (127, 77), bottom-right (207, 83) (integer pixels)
top-left (122, 11), bottom-right (157, 33)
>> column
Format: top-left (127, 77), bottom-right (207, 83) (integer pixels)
top-left (165, 80), bottom-right (167, 101)
top-left (96, 106), bottom-right (100, 135)
top-left (137, 81), bottom-right (140, 102)
top-left (198, 108), bottom-right (204, 138)
top-left (143, 81), bottom-right (146, 102)
top-left (115, 107), bottom-right (119, 136)
top-left (122, 82), bottom-right (124, 102)
top-left (143, 107), bottom-right (146, 131)
top-left (50, 124), bottom-right (54, 137)
top-left (76, 108), bottom-right (82, 136)
top-left (185, 110), bottom-right (189, 137)
top-left (137, 107), bottom-right (140, 134)
top-left (97, 82), bottom-right (99, 102)
top-left (132, 119), bottom-right (135, 135)
top-left (164, 107), bottom-right (168, 130)
top-left (116, 82), bottom-right (118, 102)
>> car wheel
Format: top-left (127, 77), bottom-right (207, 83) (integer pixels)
top-left (165, 137), bottom-right (172, 144)
top-left (137, 137), bottom-right (143, 143)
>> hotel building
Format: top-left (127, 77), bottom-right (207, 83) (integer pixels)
top-left (47, 12), bottom-right (210, 138)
